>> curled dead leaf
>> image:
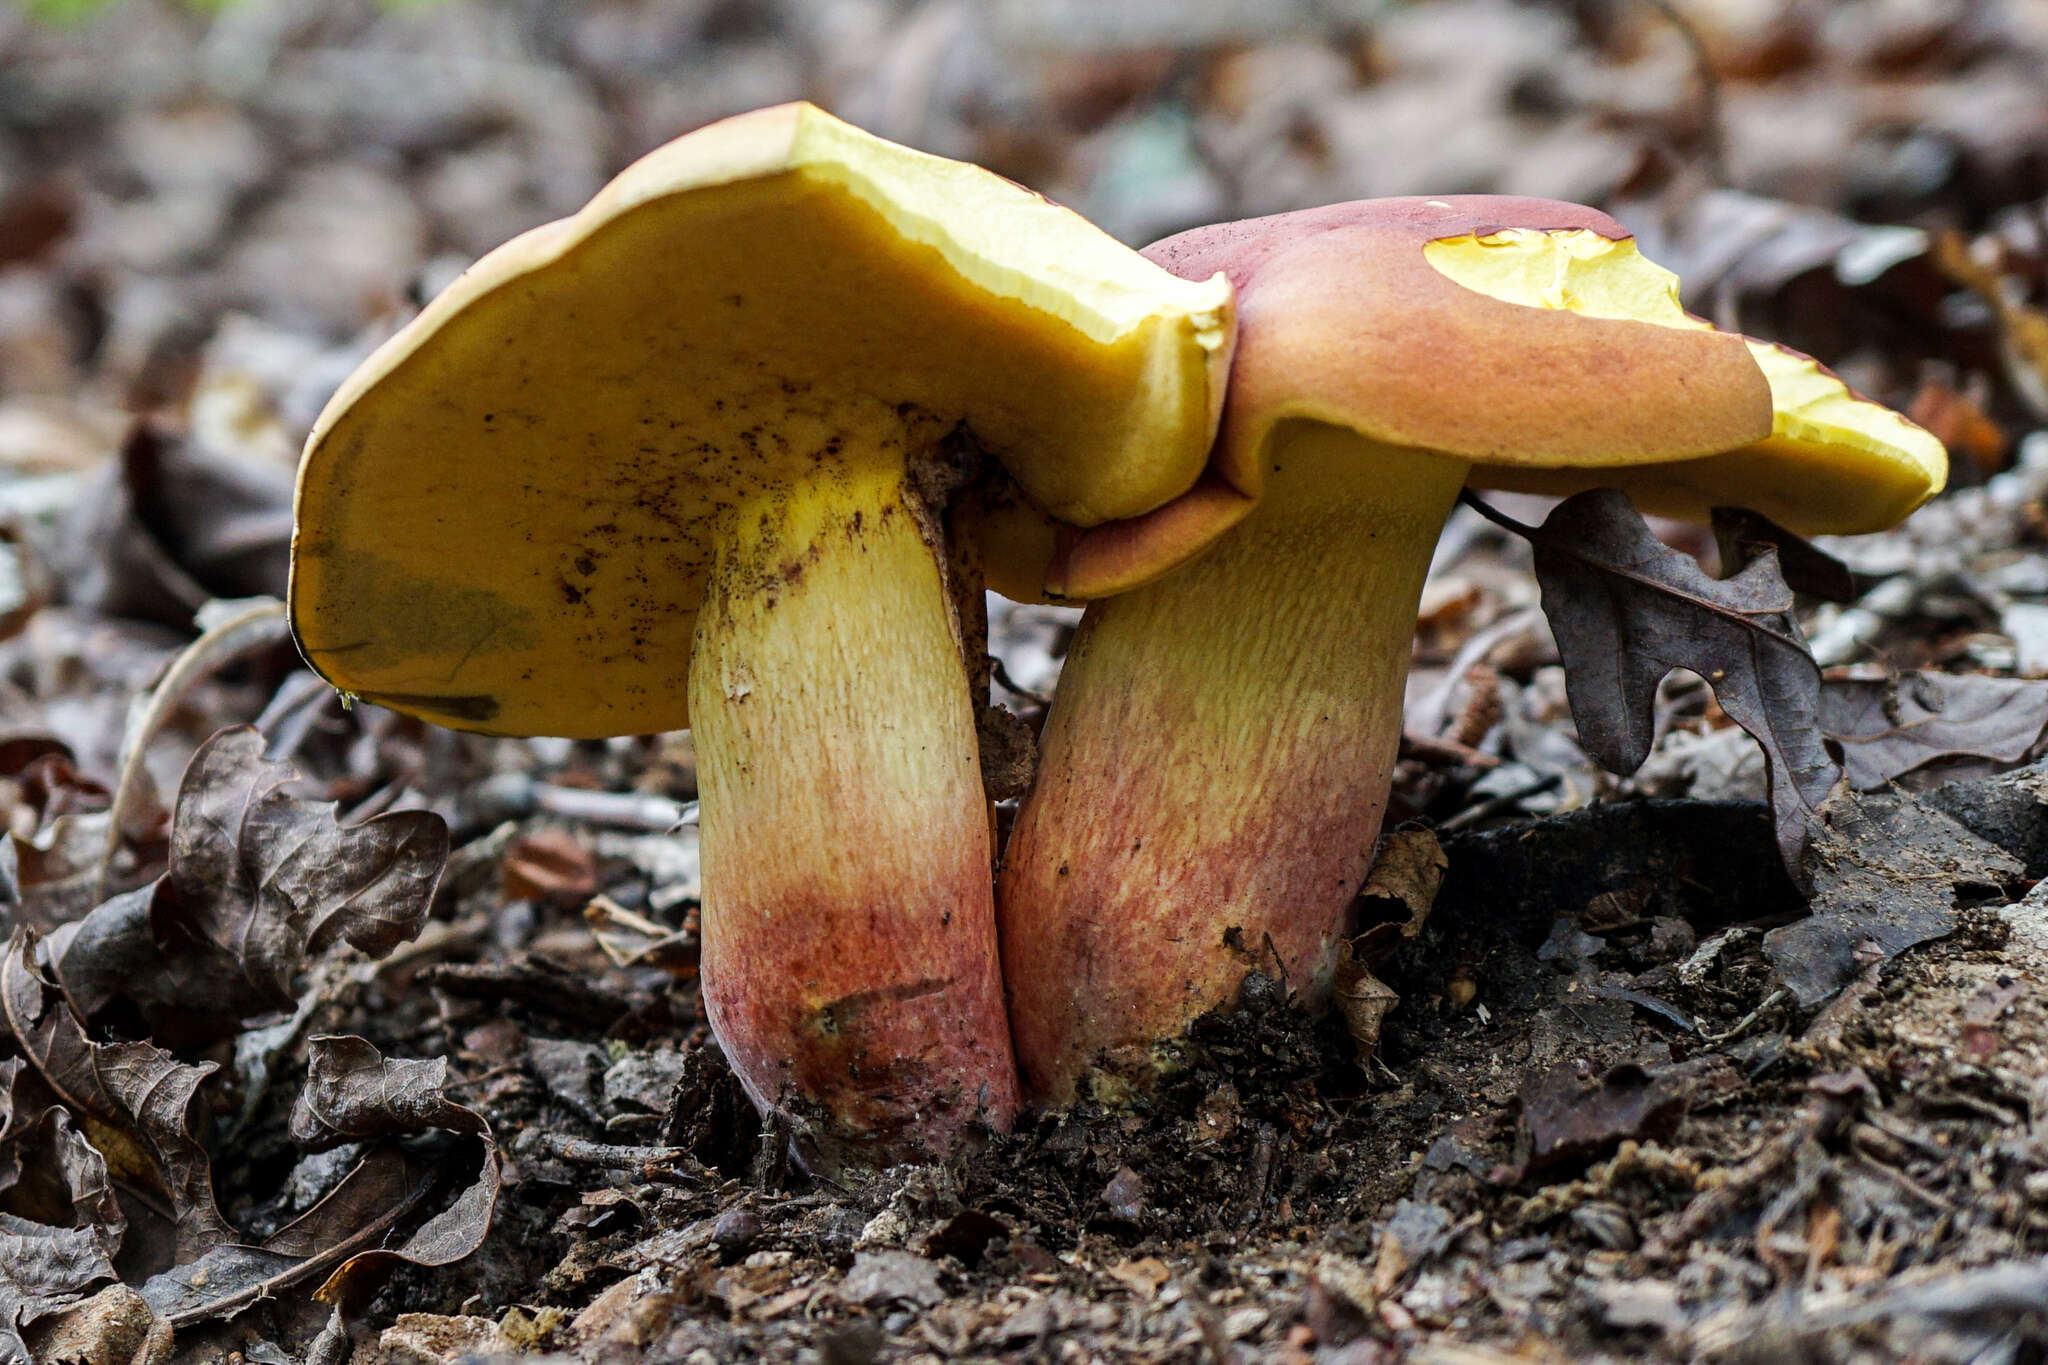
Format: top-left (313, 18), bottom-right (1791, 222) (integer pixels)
top-left (1479, 489), bottom-right (1841, 883)
top-left (51, 726), bottom-right (448, 1044)
top-left (0, 931), bottom-right (232, 1262)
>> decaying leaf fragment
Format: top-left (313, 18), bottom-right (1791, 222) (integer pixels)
top-left (1765, 790), bottom-right (2022, 1007)
top-left (0, 723), bottom-right (466, 1342)
top-left (1821, 672), bottom-right (2048, 791)
top-left (139, 1147), bottom-right (417, 1326)
top-left (1513, 1060), bottom-right (1724, 1174)
top-left (0, 932), bottom-right (234, 1262)
top-left (51, 726), bottom-right (448, 1043)
top-left (1506, 488), bottom-right (1841, 878)
top-left (1711, 505), bottom-right (1858, 603)
top-left (137, 1038), bottom-right (499, 1328)
top-left (0, 1072), bottom-right (124, 1362)
top-left (292, 1036), bottom-right (501, 1313)
top-left (1335, 829), bottom-right (1446, 1060)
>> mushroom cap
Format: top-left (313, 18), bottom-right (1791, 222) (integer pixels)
top-left (1146, 197), bottom-right (1777, 479)
top-left (290, 102), bottom-right (1232, 737)
top-left (1065, 196), bottom-right (1943, 593)
top-left (1420, 218), bottom-right (1946, 532)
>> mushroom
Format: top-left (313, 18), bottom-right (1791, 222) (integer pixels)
top-left (995, 196), bottom-right (1947, 1103)
top-left (290, 103), bottom-right (1233, 1162)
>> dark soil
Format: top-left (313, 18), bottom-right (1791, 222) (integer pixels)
top-left (219, 783), bottom-right (2046, 1364)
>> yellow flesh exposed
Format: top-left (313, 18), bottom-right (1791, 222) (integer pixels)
top-left (291, 105), bottom-right (1231, 737)
top-left (1424, 229), bottom-right (1947, 533)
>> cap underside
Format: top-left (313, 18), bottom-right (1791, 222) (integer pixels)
top-left (292, 105), bottom-right (1230, 737)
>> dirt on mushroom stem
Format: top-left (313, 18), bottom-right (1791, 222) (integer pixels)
top-left (690, 432), bottom-right (1021, 1168)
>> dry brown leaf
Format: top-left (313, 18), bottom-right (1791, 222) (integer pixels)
top-left (0, 931), bottom-right (233, 1262)
top-left (51, 727), bottom-right (448, 1044)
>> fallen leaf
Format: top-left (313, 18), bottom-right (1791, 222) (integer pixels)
top-left (1383, 1200), bottom-right (1453, 1266)
top-left (7, 811), bottom-right (122, 933)
top-left (1485, 489), bottom-right (1840, 880)
top-left (1332, 955), bottom-right (1401, 1061)
top-left (1358, 829), bottom-right (1447, 934)
top-left (1101, 1165), bottom-right (1147, 1221)
top-left (1515, 1060), bottom-right (1721, 1174)
top-left (1907, 375), bottom-right (2009, 475)
top-left (585, 896), bottom-right (698, 977)
top-left (1711, 506), bottom-right (1858, 602)
top-left (1932, 229), bottom-right (2048, 419)
top-left (1337, 829), bottom-right (1445, 1059)
top-left (0, 931), bottom-right (233, 1261)
top-left (1765, 790), bottom-right (2022, 1007)
top-left (0, 1081), bottom-right (126, 1253)
top-left (837, 1251), bottom-right (943, 1309)
top-left (288, 1037), bottom-right (500, 1314)
top-left (0, 1107), bottom-right (124, 1361)
top-left (138, 1147), bottom-right (427, 1327)
top-left (20, 1282), bottom-right (166, 1365)
top-left (52, 726), bottom-right (448, 1043)
top-left (1820, 672), bottom-right (2048, 790)
top-left (501, 827), bottom-right (597, 904)
top-left (288, 1035), bottom-right (489, 1150)
top-left (1106, 1256), bottom-right (1171, 1298)
top-left (51, 421), bottom-right (294, 631)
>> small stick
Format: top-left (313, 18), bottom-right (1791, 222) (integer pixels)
top-left (1399, 732), bottom-right (1502, 769)
top-left (95, 597), bottom-right (291, 902)
top-left (517, 1130), bottom-right (707, 1182)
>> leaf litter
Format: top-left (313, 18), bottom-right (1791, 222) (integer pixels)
top-left (0, 719), bottom-right (480, 1355)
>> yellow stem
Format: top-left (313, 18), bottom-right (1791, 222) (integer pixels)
top-left (691, 452), bottom-right (1018, 1162)
top-left (998, 423), bottom-right (1469, 1103)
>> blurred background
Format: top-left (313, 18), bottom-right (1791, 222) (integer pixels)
top-left (4, 0), bottom-right (2048, 811)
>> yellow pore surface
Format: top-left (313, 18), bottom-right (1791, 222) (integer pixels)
top-left (292, 104), bottom-right (1231, 738)
top-left (1424, 228), bottom-right (1947, 533)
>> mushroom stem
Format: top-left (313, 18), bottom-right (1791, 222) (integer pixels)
top-left (691, 454), bottom-right (1020, 1162)
top-left (998, 424), bottom-right (1469, 1103)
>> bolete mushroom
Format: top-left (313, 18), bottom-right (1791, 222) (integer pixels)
top-left (996, 196), bottom-right (1947, 1104)
top-left (289, 103), bottom-right (1232, 1162)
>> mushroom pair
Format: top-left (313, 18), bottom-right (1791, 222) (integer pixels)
top-left (290, 103), bottom-right (1233, 1164)
top-left (996, 197), bottom-right (1947, 1102)
top-left (293, 105), bottom-right (1947, 1157)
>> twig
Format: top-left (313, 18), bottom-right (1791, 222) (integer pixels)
top-left (254, 669), bottom-right (338, 765)
top-left (990, 656), bottom-right (1051, 708)
top-left (95, 597), bottom-right (292, 902)
top-left (1399, 732), bottom-right (1502, 769)
top-left (165, 1165), bottom-right (437, 1327)
top-left (1644, 1077), bottom-right (1862, 1260)
top-left (1851, 1151), bottom-right (1954, 1212)
top-left (1698, 988), bottom-right (1786, 1044)
top-left (1411, 607), bottom-right (1540, 738)
top-left (516, 1131), bottom-right (709, 1183)
top-left (1435, 772), bottom-right (1562, 833)
top-left (473, 771), bottom-right (696, 831)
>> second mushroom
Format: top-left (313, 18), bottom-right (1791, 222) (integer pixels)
top-left (996, 196), bottom-right (1947, 1104)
